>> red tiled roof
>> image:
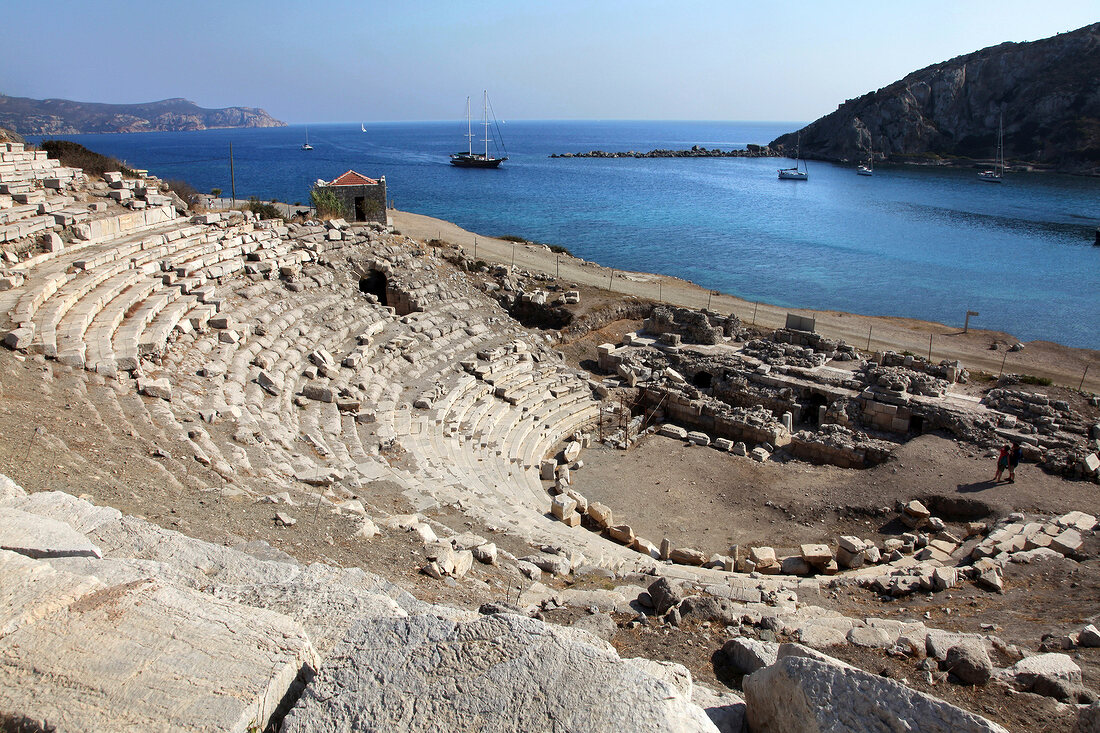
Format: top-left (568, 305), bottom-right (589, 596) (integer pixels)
top-left (329, 170), bottom-right (379, 186)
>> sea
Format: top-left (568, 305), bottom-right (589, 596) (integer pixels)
top-left (25, 121), bottom-right (1100, 349)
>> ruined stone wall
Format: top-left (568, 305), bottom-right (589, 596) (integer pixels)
top-left (328, 179), bottom-right (387, 224)
top-left (641, 387), bottom-right (789, 447)
top-left (787, 434), bottom-right (894, 468)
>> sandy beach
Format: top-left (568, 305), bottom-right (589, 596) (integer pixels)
top-left (391, 209), bottom-right (1100, 392)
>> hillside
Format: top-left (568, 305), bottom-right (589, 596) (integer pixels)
top-left (771, 22), bottom-right (1100, 174)
top-left (0, 94), bottom-right (285, 134)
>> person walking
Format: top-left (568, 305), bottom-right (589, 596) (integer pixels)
top-left (994, 444), bottom-right (1009, 482)
top-left (1006, 442), bottom-right (1023, 483)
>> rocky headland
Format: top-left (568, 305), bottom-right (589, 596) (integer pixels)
top-left (550, 144), bottom-right (776, 159)
top-left (770, 22), bottom-right (1100, 175)
top-left (0, 94), bottom-right (286, 134)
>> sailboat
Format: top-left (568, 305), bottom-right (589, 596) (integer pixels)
top-left (361, 123), bottom-right (366, 133)
top-left (450, 91), bottom-right (508, 168)
top-left (778, 132), bottom-right (808, 180)
top-left (301, 127), bottom-right (313, 151)
top-left (857, 138), bottom-right (873, 176)
top-left (978, 114), bottom-right (1004, 182)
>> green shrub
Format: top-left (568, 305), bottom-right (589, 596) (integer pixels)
top-left (310, 186), bottom-right (344, 218)
top-left (246, 197), bottom-right (284, 221)
top-left (39, 139), bottom-right (138, 178)
top-left (165, 179), bottom-right (200, 208)
top-left (1019, 374), bottom-right (1053, 386)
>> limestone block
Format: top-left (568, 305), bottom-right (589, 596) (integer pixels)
top-left (562, 440), bottom-right (582, 463)
top-left (732, 442), bottom-right (747, 456)
top-left (302, 381), bottom-right (335, 403)
top-left (837, 536), bottom-right (866, 554)
top-left (607, 525), bottom-right (635, 545)
top-left (1002, 653), bottom-right (1082, 691)
top-left (281, 613), bottom-right (716, 733)
top-left (521, 553), bottom-right (571, 577)
top-left (781, 556), bottom-right (812, 575)
top-left (749, 546), bottom-right (777, 569)
top-left (0, 549), bottom-right (319, 733)
top-left (136, 377), bottom-right (172, 401)
top-left (744, 654), bottom-right (1009, 733)
top-left (687, 431), bottom-right (711, 447)
top-left (452, 550), bottom-right (474, 579)
top-left (539, 459), bottom-right (557, 480)
top-left (561, 512), bottom-right (581, 527)
top-left (750, 446), bottom-right (770, 462)
top-left (904, 500), bottom-right (931, 520)
top-left (668, 547), bottom-right (707, 566)
top-left (551, 494), bottom-right (576, 521)
top-left (932, 566), bottom-right (958, 591)
top-left (1056, 510), bottom-right (1097, 531)
top-left (946, 641), bottom-right (993, 685)
top-left (471, 543), bottom-right (497, 565)
top-left (587, 502), bottom-right (612, 529)
top-left (658, 424), bottom-right (688, 439)
top-left (847, 626), bottom-right (893, 648)
top-left (1050, 528), bottom-right (1083, 555)
top-left (3, 327), bottom-right (35, 350)
top-left (796, 625), bottom-right (847, 648)
top-left (565, 489), bottom-right (588, 514)
top-left (257, 370), bottom-right (282, 395)
top-left (0, 507), bottom-right (103, 559)
top-left (722, 637), bottom-right (779, 675)
top-left (800, 544), bottom-right (832, 565)
top-left (835, 546), bottom-right (864, 569)
top-left (713, 438), bottom-right (734, 452)
top-left (43, 231), bottom-right (63, 252)
top-left (632, 537), bottom-right (660, 558)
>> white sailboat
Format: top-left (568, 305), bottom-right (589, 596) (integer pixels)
top-left (361, 123), bottom-right (366, 133)
top-left (978, 114), bottom-right (1004, 182)
top-left (301, 127), bottom-right (313, 151)
top-left (857, 138), bottom-right (873, 176)
top-left (778, 132), bottom-right (808, 180)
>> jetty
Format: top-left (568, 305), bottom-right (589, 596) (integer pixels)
top-left (550, 144), bottom-right (777, 158)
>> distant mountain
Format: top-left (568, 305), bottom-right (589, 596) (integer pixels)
top-left (0, 95), bottom-right (286, 134)
top-left (770, 22), bottom-right (1100, 175)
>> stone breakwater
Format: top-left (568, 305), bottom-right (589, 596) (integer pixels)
top-left (549, 144), bottom-right (777, 159)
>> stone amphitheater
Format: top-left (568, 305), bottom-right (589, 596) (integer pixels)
top-left (1, 141), bottom-right (1098, 732)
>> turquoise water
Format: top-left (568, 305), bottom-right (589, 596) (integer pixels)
top-left (27, 121), bottom-right (1100, 348)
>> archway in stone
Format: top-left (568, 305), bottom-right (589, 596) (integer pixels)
top-left (359, 270), bottom-right (388, 303)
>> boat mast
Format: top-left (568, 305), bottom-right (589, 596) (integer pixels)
top-left (465, 97), bottom-right (473, 155)
top-left (997, 113), bottom-right (1004, 177)
top-left (482, 90), bottom-right (490, 159)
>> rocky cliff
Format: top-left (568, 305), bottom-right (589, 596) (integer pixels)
top-left (770, 22), bottom-right (1100, 174)
top-left (0, 94), bottom-right (286, 134)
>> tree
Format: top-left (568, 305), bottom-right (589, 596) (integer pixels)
top-left (210, 188), bottom-right (222, 198)
top-left (310, 186), bottom-right (344, 219)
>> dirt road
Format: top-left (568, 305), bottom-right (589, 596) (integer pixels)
top-left (391, 209), bottom-right (1099, 392)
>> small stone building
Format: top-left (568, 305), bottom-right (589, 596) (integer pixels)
top-left (316, 170), bottom-right (387, 224)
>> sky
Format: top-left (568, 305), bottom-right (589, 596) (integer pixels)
top-left (1, 1), bottom-right (1096, 124)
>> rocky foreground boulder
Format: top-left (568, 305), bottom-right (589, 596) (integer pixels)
top-left (0, 475), bottom-right (721, 731)
top-left (282, 613), bottom-right (717, 732)
top-left (744, 645), bottom-right (1009, 733)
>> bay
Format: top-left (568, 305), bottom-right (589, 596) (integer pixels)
top-left (27, 120), bottom-right (1100, 349)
